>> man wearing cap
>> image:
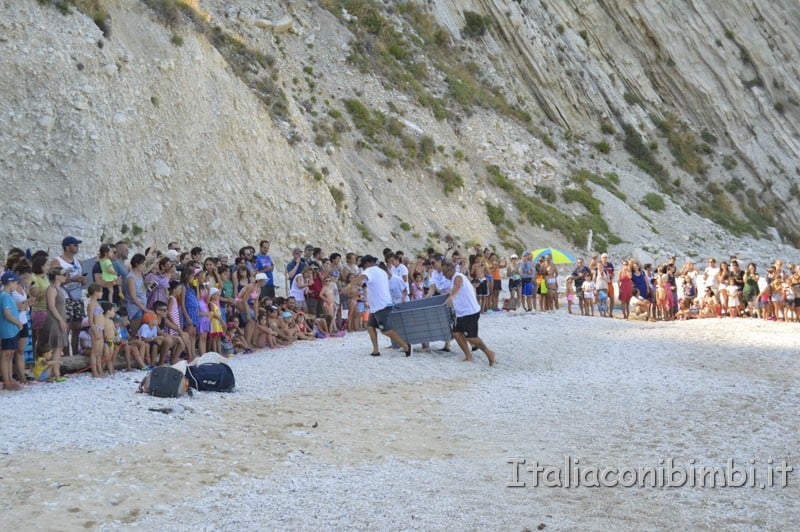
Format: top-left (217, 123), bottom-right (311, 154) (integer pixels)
top-left (1, 272), bottom-right (25, 389)
top-left (441, 261), bottom-right (496, 366)
top-left (354, 255), bottom-right (412, 357)
top-left (52, 236), bottom-right (88, 356)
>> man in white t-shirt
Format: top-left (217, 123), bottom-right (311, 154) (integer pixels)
top-left (442, 261), bottom-right (496, 366)
top-left (354, 256), bottom-right (412, 357)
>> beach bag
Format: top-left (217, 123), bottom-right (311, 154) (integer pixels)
top-left (142, 366), bottom-right (189, 398)
top-left (186, 363), bottom-right (235, 392)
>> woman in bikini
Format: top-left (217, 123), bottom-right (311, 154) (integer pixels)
top-left (236, 273), bottom-right (267, 346)
top-left (319, 276), bottom-right (337, 333)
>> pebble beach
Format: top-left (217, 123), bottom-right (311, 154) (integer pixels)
top-left (1, 309), bottom-right (799, 530)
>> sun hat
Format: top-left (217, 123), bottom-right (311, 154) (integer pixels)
top-left (255, 272), bottom-right (268, 281)
top-left (510, 254), bottom-right (518, 259)
top-left (210, 287), bottom-right (220, 296)
top-left (164, 249), bottom-right (179, 261)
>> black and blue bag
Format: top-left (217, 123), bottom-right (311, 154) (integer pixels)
top-left (185, 363), bottom-right (236, 392)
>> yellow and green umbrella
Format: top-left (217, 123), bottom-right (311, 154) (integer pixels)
top-left (530, 248), bottom-right (577, 264)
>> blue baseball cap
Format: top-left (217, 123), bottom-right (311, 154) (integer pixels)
top-left (62, 236), bottom-right (82, 247)
top-left (1, 272), bottom-right (21, 284)
top-left (282, 311), bottom-right (293, 318)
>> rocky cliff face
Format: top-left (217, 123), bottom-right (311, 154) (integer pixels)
top-left (1, 0), bottom-right (798, 264)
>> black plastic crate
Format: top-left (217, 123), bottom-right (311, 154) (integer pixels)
top-left (389, 295), bottom-right (453, 344)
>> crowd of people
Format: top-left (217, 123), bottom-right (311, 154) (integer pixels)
top-left (1, 236), bottom-right (796, 390)
top-left (0, 238), bottom-right (497, 390)
top-left (560, 252), bottom-right (800, 323)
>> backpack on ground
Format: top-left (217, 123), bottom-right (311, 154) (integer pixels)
top-left (140, 366), bottom-right (189, 398)
top-left (186, 363), bottom-right (236, 392)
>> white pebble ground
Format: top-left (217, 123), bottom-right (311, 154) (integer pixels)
top-left (1, 310), bottom-right (799, 529)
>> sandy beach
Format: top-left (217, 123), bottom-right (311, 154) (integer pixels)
top-left (1, 309), bottom-right (799, 530)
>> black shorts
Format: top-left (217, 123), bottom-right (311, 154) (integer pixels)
top-left (508, 279), bottom-right (520, 290)
top-left (1, 335), bottom-right (19, 350)
top-left (17, 322), bottom-right (30, 339)
top-left (476, 280), bottom-right (489, 296)
top-left (453, 311), bottom-right (479, 338)
top-left (261, 285), bottom-right (276, 299)
top-left (493, 279), bottom-right (502, 291)
top-left (367, 306), bottom-right (394, 331)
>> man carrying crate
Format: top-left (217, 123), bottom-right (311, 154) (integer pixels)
top-left (354, 256), bottom-right (412, 358)
top-left (441, 261), bottom-right (496, 366)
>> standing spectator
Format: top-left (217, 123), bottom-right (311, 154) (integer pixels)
top-left (1, 272), bottom-right (24, 389)
top-left (600, 253), bottom-right (615, 318)
top-left (703, 257), bottom-right (720, 299)
top-left (40, 267), bottom-right (68, 380)
top-left (113, 241), bottom-right (130, 279)
top-left (12, 264), bottom-right (33, 383)
top-left (255, 240), bottom-right (275, 298)
top-left (572, 258), bottom-right (591, 316)
top-left (618, 260), bottom-right (633, 319)
top-left (29, 254), bottom-right (50, 350)
top-left (238, 246), bottom-right (256, 271)
top-left (286, 248), bottom-right (307, 281)
top-left (302, 244), bottom-right (315, 265)
top-left (520, 251), bottom-right (535, 312)
top-left (190, 247), bottom-right (204, 263)
top-left (506, 254), bottom-right (521, 309)
top-left (52, 236), bottom-right (88, 357)
top-left (305, 265), bottom-right (324, 318)
top-left (743, 263), bottom-right (761, 316)
top-left (125, 254), bottom-right (149, 333)
top-left (145, 257), bottom-right (173, 310)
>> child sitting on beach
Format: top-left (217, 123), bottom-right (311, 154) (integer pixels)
top-left (114, 309), bottom-right (147, 370)
top-left (78, 318), bottom-right (92, 355)
top-left (32, 343), bottom-right (59, 382)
